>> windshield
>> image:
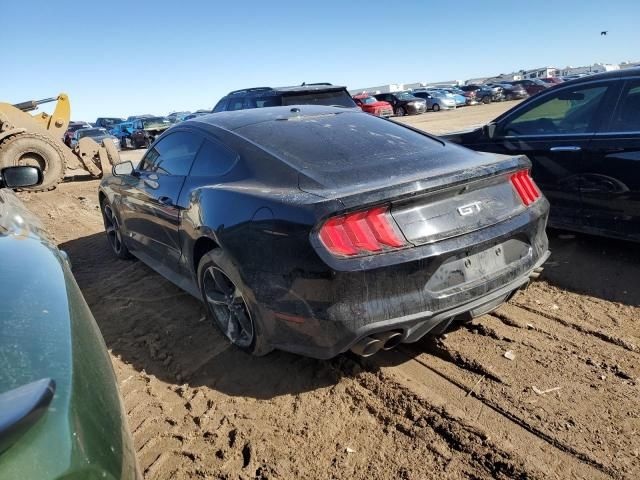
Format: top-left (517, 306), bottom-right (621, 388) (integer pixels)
top-left (78, 128), bottom-right (108, 139)
top-left (359, 96), bottom-right (378, 104)
top-left (395, 92), bottom-right (417, 101)
top-left (98, 118), bottom-right (121, 128)
top-left (281, 90), bottom-right (356, 108)
top-left (142, 117), bottom-right (171, 129)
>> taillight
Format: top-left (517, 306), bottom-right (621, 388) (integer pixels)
top-left (510, 170), bottom-right (541, 206)
top-left (318, 206), bottom-right (407, 257)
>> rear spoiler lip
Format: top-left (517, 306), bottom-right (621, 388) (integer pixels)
top-left (310, 154), bottom-right (531, 210)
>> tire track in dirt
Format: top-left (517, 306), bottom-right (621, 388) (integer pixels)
top-left (373, 297), bottom-right (639, 479)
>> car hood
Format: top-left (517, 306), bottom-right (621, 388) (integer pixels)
top-left (84, 134), bottom-right (118, 143)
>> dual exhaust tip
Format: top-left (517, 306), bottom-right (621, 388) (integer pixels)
top-left (350, 331), bottom-right (403, 357)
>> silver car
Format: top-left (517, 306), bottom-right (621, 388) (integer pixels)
top-left (411, 90), bottom-right (457, 112)
top-left (71, 127), bottom-right (121, 150)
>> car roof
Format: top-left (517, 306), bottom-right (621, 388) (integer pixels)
top-left (225, 84), bottom-right (347, 97)
top-left (188, 105), bottom-right (359, 131)
top-left (559, 67), bottom-right (640, 85)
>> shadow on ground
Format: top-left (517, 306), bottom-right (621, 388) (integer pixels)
top-left (543, 229), bottom-right (640, 306)
top-left (60, 228), bottom-right (640, 400)
top-left (61, 232), bottom-right (347, 399)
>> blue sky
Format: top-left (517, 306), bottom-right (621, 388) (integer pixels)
top-left (3, 0), bottom-right (638, 120)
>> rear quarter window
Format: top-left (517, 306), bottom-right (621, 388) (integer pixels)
top-left (189, 139), bottom-right (238, 177)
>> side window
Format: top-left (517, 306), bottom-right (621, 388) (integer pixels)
top-left (212, 99), bottom-right (227, 113)
top-left (138, 132), bottom-right (202, 176)
top-left (189, 139), bottom-right (238, 177)
top-left (227, 97), bottom-right (245, 111)
top-left (605, 80), bottom-right (640, 133)
top-left (501, 84), bottom-right (609, 136)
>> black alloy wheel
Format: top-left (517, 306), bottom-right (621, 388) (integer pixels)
top-left (202, 266), bottom-right (254, 348)
top-left (102, 203), bottom-right (131, 259)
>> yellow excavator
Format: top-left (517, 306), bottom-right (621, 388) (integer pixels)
top-left (0, 93), bottom-right (119, 191)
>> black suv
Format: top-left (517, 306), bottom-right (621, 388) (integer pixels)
top-left (444, 68), bottom-right (640, 242)
top-left (212, 83), bottom-right (357, 112)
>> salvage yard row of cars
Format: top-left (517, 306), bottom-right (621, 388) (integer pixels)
top-left (3, 67), bottom-right (639, 478)
top-left (60, 75), bottom-right (569, 149)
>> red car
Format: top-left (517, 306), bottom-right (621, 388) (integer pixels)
top-left (540, 77), bottom-right (563, 85)
top-left (352, 94), bottom-right (393, 117)
top-left (512, 79), bottom-right (549, 96)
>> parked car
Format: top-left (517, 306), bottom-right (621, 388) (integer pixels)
top-left (446, 89), bottom-right (468, 107)
top-left (212, 83), bottom-right (357, 112)
top-left (483, 84), bottom-right (507, 102)
top-left (182, 112), bottom-right (211, 121)
top-left (373, 92), bottom-right (426, 116)
top-left (459, 85), bottom-right (495, 104)
top-left (540, 77), bottom-right (563, 85)
top-left (443, 68), bottom-right (640, 241)
top-left (167, 111), bottom-right (191, 123)
top-left (511, 79), bottom-right (549, 96)
top-left (94, 117), bottom-right (125, 130)
top-left (128, 116), bottom-right (172, 148)
top-left (70, 127), bottom-right (121, 150)
top-left (0, 165), bottom-right (139, 479)
top-left (63, 121), bottom-right (92, 147)
top-left (352, 94), bottom-right (393, 117)
top-left (99, 105), bottom-right (549, 359)
top-left (411, 90), bottom-right (456, 111)
top-left (126, 114), bottom-right (154, 122)
top-left (494, 83), bottom-right (529, 101)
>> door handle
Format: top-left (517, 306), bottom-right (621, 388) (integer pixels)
top-left (143, 179), bottom-right (159, 189)
top-left (549, 146), bottom-right (581, 152)
top-left (158, 196), bottom-right (174, 206)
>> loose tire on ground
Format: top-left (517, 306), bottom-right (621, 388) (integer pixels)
top-left (0, 132), bottom-right (66, 191)
top-left (197, 250), bottom-right (272, 356)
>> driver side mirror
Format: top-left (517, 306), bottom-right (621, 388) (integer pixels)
top-left (483, 122), bottom-right (497, 139)
top-left (112, 161), bottom-right (136, 177)
top-left (0, 166), bottom-right (42, 189)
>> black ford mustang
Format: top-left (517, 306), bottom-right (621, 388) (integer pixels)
top-left (99, 106), bottom-right (550, 359)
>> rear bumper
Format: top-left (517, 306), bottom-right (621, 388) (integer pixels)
top-left (250, 201), bottom-right (550, 358)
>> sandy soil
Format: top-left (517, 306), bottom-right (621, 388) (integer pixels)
top-left (17, 104), bottom-right (640, 479)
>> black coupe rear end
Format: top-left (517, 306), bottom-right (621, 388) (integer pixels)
top-left (100, 106), bottom-right (549, 359)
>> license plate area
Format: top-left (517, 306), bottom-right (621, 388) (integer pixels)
top-left (425, 239), bottom-right (530, 293)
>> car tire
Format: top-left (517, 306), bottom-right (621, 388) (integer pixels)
top-left (197, 250), bottom-right (273, 356)
top-left (101, 200), bottom-right (133, 260)
top-left (432, 103), bottom-right (441, 112)
top-left (506, 93), bottom-right (514, 101)
top-left (395, 107), bottom-right (406, 116)
top-left (482, 95), bottom-right (491, 104)
top-left (0, 132), bottom-right (66, 192)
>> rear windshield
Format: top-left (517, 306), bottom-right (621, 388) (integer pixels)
top-left (281, 90), bottom-right (356, 108)
top-left (234, 111), bottom-right (442, 172)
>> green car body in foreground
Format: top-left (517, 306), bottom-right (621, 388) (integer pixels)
top-left (0, 185), bottom-right (139, 479)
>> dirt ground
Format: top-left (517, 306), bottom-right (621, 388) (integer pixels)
top-left (18, 102), bottom-right (640, 479)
